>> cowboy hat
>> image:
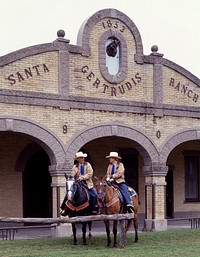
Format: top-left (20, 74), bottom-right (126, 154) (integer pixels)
top-left (106, 151), bottom-right (121, 159)
top-left (74, 151), bottom-right (87, 160)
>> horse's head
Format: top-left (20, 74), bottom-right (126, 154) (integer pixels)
top-left (65, 176), bottom-right (75, 201)
top-left (94, 176), bottom-right (108, 203)
top-left (66, 176), bottom-right (81, 202)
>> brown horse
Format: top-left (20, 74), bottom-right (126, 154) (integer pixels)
top-left (94, 176), bottom-right (139, 247)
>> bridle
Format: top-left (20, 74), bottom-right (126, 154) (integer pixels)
top-left (66, 178), bottom-right (83, 204)
top-left (96, 180), bottom-right (108, 204)
top-left (96, 178), bottom-right (120, 212)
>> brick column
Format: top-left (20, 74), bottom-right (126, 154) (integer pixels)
top-left (49, 164), bottom-right (71, 218)
top-left (143, 164), bottom-right (168, 231)
top-left (49, 164), bottom-right (72, 237)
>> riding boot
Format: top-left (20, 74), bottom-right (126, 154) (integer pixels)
top-left (60, 194), bottom-right (68, 210)
top-left (60, 195), bottom-right (68, 216)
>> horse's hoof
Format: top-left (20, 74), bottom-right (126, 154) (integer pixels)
top-left (112, 244), bottom-right (117, 248)
top-left (107, 241), bottom-right (111, 247)
top-left (83, 242), bottom-right (87, 245)
top-left (88, 233), bottom-right (92, 239)
top-left (72, 242), bottom-right (77, 245)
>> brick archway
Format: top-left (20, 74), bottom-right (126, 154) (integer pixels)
top-left (0, 116), bottom-right (65, 165)
top-left (77, 8), bottom-right (143, 57)
top-left (160, 127), bottom-right (200, 164)
top-left (65, 122), bottom-right (158, 168)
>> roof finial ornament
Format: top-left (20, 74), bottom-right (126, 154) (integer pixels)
top-left (55, 29), bottom-right (70, 43)
top-left (151, 45), bottom-right (158, 53)
top-left (150, 45), bottom-right (164, 57)
top-left (57, 29), bottom-right (65, 38)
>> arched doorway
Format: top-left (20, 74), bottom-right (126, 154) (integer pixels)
top-left (79, 136), bottom-right (141, 195)
top-left (65, 122), bottom-right (158, 168)
top-left (65, 122), bottom-right (159, 222)
top-left (160, 128), bottom-right (200, 218)
top-left (0, 117), bottom-right (66, 218)
top-left (166, 140), bottom-right (200, 218)
top-left (23, 149), bottom-right (52, 218)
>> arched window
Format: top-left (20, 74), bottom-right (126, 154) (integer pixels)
top-left (99, 30), bottom-right (127, 84)
top-left (106, 37), bottom-right (120, 75)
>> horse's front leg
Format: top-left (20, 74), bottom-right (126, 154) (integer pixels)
top-left (82, 222), bottom-right (87, 245)
top-left (71, 223), bottom-right (77, 245)
top-left (88, 221), bottom-right (92, 239)
top-left (104, 220), bottom-right (111, 247)
top-left (113, 220), bottom-right (118, 247)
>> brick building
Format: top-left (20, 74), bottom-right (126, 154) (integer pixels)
top-left (0, 9), bottom-right (200, 231)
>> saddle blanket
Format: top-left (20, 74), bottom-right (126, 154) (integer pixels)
top-left (114, 186), bottom-right (137, 203)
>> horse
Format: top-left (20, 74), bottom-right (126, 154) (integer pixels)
top-left (62, 176), bottom-right (93, 245)
top-left (94, 176), bottom-right (139, 247)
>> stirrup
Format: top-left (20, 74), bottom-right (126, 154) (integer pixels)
top-left (127, 204), bottom-right (134, 213)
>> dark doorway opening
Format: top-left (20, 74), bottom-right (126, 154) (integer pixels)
top-left (119, 148), bottom-right (138, 193)
top-left (166, 169), bottom-right (174, 218)
top-left (23, 150), bottom-right (52, 218)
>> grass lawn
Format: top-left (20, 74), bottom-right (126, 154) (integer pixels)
top-left (0, 229), bottom-right (200, 257)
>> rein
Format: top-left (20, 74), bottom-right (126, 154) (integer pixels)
top-left (72, 182), bottom-right (82, 205)
top-left (66, 179), bottom-right (89, 212)
top-left (97, 182), bottom-right (119, 212)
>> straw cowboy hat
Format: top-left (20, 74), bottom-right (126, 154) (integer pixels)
top-left (74, 151), bottom-right (87, 160)
top-left (106, 151), bottom-right (121, 159)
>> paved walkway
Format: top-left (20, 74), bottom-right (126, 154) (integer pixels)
top-left (0, 219), bottom-right (194, 240)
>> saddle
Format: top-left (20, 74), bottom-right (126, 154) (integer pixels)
top-left (111, 184), bottom-right (137, 208)
top-left (111, 183), bottom-right (137, 198)
top-left (128, 186), bottom-right (137, 197)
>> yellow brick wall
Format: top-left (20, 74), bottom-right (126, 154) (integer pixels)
top-left (0, 133), bottom-right (32, 217)
top-left (1, 10), bottom-right (200, 221)
top-left (1, 103), bottom-right (200, 150)
top-left (0, 52), bottom-right (59, 94)
top-left (163, 67), bottom-right (200, 106)
top-left (145, 176), bottom-right (166, 219)
top-left (51, 176), bottom-right (66, 217)
top-left (69, 17), bottom-right (154, 102)
top-left (1, 103), bottom-right (199, 217)
top-left (167, 141), bottom-right (200, 213)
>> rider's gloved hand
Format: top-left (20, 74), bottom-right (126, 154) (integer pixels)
top-left (109, 175), bottom-right (114, 182)
top-left (77, 176), bottom-right (83, 182)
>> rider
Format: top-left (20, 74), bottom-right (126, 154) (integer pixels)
top-left (105, 151), bottom-right (134, 213)
top-left (60, 151), bottom-right (98, 215)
